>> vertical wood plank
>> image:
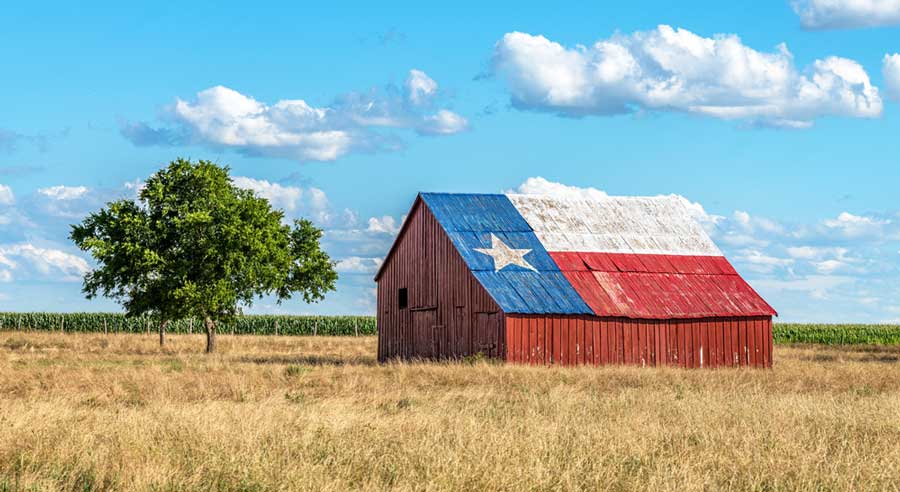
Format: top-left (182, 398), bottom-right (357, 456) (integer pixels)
top-left (568, 317), bottom-right (576, 366)
top-left (534, 315), bottom-right (543, 365)
top-left (599, 319), bottom-right (608, 365)
top-left (623, 320), bottom-right (633, 365)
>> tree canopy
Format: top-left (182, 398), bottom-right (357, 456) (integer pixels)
top-left (70, 158), bottom-right (338, 352)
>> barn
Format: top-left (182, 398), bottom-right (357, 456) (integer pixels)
top-left (374, 192), bottom-right (777, 368)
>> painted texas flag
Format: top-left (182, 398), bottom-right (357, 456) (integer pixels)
top-left (420, 193), bottom-right (776, 318)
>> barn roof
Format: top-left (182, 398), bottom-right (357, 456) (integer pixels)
top-left (378, 192), bottom-right (776, 319)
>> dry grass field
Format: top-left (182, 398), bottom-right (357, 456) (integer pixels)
top-left (1, 331), bottom-right (899, 491)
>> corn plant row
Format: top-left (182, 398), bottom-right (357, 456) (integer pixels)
top-left (774, 323), bottom-right (900, 345)
top-left (3, 315), bottom-right (899, 344)
top-left (0, 312), bottom-right (376, 336)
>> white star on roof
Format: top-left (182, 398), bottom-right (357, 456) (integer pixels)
top-left (474, 233), bottom-right (537, 272)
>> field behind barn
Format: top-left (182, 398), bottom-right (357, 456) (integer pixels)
top-left (1, 331), bottom-right (900, 491)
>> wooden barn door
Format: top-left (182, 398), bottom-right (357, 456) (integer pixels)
top-left (412, 308), bottom-right (437, 359)
top-left (475, 312), bottom-right (501, 357)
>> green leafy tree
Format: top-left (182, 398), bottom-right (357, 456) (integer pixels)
top-left (70, 158), bottom-right (338, 352)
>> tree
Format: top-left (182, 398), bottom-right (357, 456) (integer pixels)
top-left (70, 158), bottom-right (338, 352)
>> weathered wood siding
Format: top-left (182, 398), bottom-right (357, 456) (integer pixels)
top-left (377, 198), bottom-right (504, 361)
top-left (505, 315), bottom-right (773, 368)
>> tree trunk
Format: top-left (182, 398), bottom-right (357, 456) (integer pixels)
top-left (159, 319), bottom-right (170, 347)
top-left (205, 317), bottom-right (217, 354)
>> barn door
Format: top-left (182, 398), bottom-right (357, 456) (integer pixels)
top-left (475, 312), bottom-right (501, 357)
top-left (412, 309), bottom-right (437, 359)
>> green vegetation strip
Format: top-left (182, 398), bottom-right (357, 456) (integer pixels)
top-left (2, 314), bottom-right (899, 344)
top-left (0, 312), bottom-right (375, 336)
top-left (774, 323), bottom-right (900, 345)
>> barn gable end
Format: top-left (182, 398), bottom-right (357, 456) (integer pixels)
top-left (376, 196), bottom-right (504, 361)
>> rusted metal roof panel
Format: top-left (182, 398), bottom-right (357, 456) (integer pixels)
top-left (550, 252), bottom-right (776, 318)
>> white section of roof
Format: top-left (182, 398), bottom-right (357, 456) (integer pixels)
top-left (507, 194), bottom-right (722, 256)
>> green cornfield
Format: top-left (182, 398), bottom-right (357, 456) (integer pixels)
top-left (0, 312), bottom-right (376, 336)
top-left (773, 323), bottom-right (900, 345)
top-left (2, 314), bottom-right (899, 344)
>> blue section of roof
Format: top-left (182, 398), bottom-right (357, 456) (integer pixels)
top-left (446, 231), bottom-right (560, 272)
top-left (421, 193), bottom-right (592, 315)
top-left (422, 193), bottom-right (533, 232)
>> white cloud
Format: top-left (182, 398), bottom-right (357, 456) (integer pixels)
top-left (123, 70), bottom-right (467, 162)
top-left (511, 176), bottom-right (609, 201)
top-left (786, 245), bottom-right (823, 259)
top-left (884, 54), bottom-right (900, 101)
top-left (37, 185), bottom-right (89, 200)
top-left (0, 243), bottom-right (89, 282)
top-left (733, 249), bottom-right (795, 273)
top-left (791, 0), bottom-right (900, 29)
top-left (123, 179), bottom-right (146, 197)
top-left (786, 245), bottom-right (848, 260)
top-left (812, 259), bottom-right (847, 274)
top-left (492, 26), bottom-right (882, 127)
top-left (733, 210), bottom-right (784, 234)
top-left (232, 176), bottom-right (304, 212)
top-left (335, 256), bottom-right (383, 274)
top-left (231, 176), bottom-right (351, 227)
top-left (418, 109), bottom-right (469, 135)
top-left (784, 246), bottom-right (865, 274)
top-left (823, 211), bottom-right (888, 237)
top-left (406, 69), bottom-right (438, 105)
top-left (367, 215), bottom-right (402, 234)
top-left (0, 184), bottom-right (13, 205)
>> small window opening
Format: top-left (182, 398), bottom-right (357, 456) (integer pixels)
top-left (398, 288), bottom-right (408, 310)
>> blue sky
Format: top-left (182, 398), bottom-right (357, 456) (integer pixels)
top-left (2, 0), bottom-right (900, 322)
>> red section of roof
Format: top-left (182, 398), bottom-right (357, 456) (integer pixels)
top-left (549, 252), bottom-right (777, 319)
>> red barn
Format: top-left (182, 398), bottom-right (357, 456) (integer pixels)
top-left (374, 193), bottom-right (776, 368)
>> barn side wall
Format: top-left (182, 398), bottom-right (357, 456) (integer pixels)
top-left (377, 200), bottom-right (504, 361)
top-left (504, 315), bottom-right (773, 368)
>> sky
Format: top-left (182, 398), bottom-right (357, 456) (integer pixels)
top-left (2, 0), bottom-right (900, 322)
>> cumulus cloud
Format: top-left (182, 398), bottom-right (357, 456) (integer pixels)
top-left (492, 26), bottom-right (882, 127)
top-left (791, 0), bottom-right (900, 29)
top-left (335, 256), bottom-right (383, 274)
top-left (418, 109), bottom-right (470, 135)
top-left (511, 176), bottom-right (609, 201)
top-left (733, 249), bottom-right (794, 274)
top-left (0, 243), bottom-right (89, 282)
top-left (823, 211), bottom-right (888, 238)
top-left (406, 69), bottom-right (438, 105)
top-left (0, 185), bottom-right (14, 206)
top-left (232, 176), bottom-right (304, 212)
top-left (231, 176), bottom-right (358, 227)
top-left (37, 185), bottom-right (90, 200)
top-left (121, 70), bottom-right (468, 162)
top-left (884, 54), bottom-right (900, 102)
top-left (367, 215), bottom-right (402, 235)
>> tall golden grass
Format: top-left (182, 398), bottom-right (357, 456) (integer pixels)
top-left (1, 331), bottom-right (899, 491)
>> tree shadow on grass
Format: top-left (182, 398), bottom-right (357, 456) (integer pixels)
top-left (235, 354), bottom-right (378, 366)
